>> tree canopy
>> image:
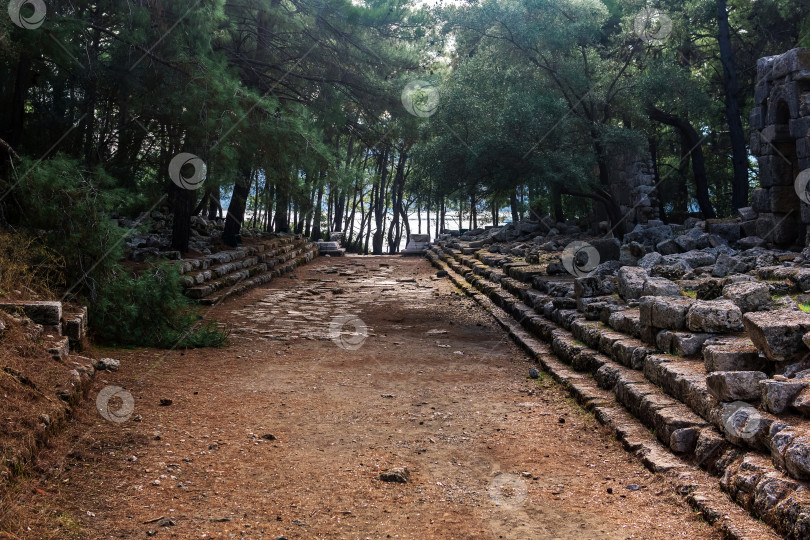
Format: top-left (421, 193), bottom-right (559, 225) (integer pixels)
top-left (1, 0), bottom-right (809, 289)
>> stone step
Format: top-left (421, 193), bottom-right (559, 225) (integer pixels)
top-left (180, 241), bottom-right (304, 288)
top-left (200, 245), bottom-right (318, 305)
top-left (174, 234), bottom-right (304, 275)
top-left (428, 247), bottom-right (789, 539)
top-left (183, 241), bottom-right (315, 300)
top-left (445, 244), bottom-right (810, 482)
top-left (429, 243), bottom-right (810, 538)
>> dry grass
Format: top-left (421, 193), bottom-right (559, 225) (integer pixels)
top-left (0, 229), bottom-right (64, 301)
top-left (0, 311), bottom-right (86, 534)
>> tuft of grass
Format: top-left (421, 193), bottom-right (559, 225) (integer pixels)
top-left (0, 230), bottom-right (64, 300)
top-left (682, 289), bottom-right (697, 299)
top-left (799, 303), bottom-right (810, 314)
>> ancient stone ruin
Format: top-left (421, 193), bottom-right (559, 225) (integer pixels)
top-left (750, 47), bottom-right (810, 247)
top-left (420, 53), bottom-right (810, 536)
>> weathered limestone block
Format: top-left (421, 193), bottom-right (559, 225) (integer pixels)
top-left (791, 387), bottom-right (810, 416)
top-left (708, 222), bottom-right (741, 243)
top-left (752, 190), bottom-right (771, 215)
top-left (656, 330), bottom-right (715, 357)
top-left (766, 422), bottom-right (798, 471)
top-left (617, 266), bottom-right (648, 300)
top-left (744, 310), bottom-right (810, 362)
top-left (755, 78), bottom-right (772, 105)
top-left (771, 185), bottom-right (801, 213)
top-left (608, 309), bottom-right (641, 337)
top-left (706, 371), bottom-right (768, 401)
top-left (654, 239), bottom-right (680, 256)
top-left (670, 427), bottom-right (701, 454)
top-left (790, 116), bottom-right (810, 140)
top-left (784, 436), bottom-right (810, 480)
top-left (788, 268), bottom-right (810, 292)
top-left (678, 250), bottom-right (718, 269)
top-left (696, 279), bottom-right (723, 300)
top-left (703, 337), bottom-right (766, 372)
top-left (695, 428), bottom-right (733, 472)
top-left (760, 380), bottom-right (810, 414)
top-left (0, 301), bottom-right (62, 326)
top-left (641, 296), bottom-right (693, 331)
top-left (719, 401), bottom-right (771, 447)
top-left (574, 276), bottom-right (614, 298)
top-left (771, 48), bottom-right (810, 80)
top-left (722, 281), bottom-right (773, 313)
top-left (686, 300), bottom-right (743, 333)
top-left (641, 276), bottom-right (681, 297)
top-left (650, 261), bottom-right (690, 280)
top-left (758, 155), bottom-right (796, 188)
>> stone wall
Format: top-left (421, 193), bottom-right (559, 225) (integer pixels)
top-left (590, 150), bottom-right (660, 234)
top-left (750, 47), bottom-right (810, 247)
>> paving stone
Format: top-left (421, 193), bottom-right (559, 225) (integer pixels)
top-left (706, 371), bottom-right (768, 401)
top-left (744, 310), bottom-right (810, 362)
top-left (686, 300), bottom-right (743, 333)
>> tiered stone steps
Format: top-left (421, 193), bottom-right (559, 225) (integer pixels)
top-left (429, 242), bottom-right (808, 539)
top-left (177, 234), bottom-right (318, 305)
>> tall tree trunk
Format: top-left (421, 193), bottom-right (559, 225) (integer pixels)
top-left (311, 179), bottom-right (324, 241)
top-left (440, 197), bottom-right (446, 233)
top-left (223, 165), bottom-right (253, 245)
top-left (510, 190), bottom-right (520, 224)
top-left (552, 186), bottom-right (564, 223)
top-left (387, 149), bottom-right (407, 254)
top-left (4, 52), bottom-right (33, 149)
top-left (372, 147), bottom-right (390, 255)
top-left (170, 184), bottom-right (194, 253)
top-left (208, 186), bottom-right (222, 220)
top-left (717, 0), bottom-right (749, 210)
top-left (648, 107), bottom-right (716, 219)
top-left (274, 177), bottom-right (290, 233)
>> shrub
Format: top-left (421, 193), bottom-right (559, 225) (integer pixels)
top-left (12, 154), bottom-right (135, 299)
top-left (90, 263), bottom-right (228, 349)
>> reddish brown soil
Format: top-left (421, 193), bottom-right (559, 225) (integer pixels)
top-left (0, 256), bottom-right (719, 539)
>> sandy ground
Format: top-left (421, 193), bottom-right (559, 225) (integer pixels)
top-left (0, 255), bottom-right (718, 539)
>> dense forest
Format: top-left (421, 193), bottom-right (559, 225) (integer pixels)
top-left (0, 0), bottom-right (809, 344)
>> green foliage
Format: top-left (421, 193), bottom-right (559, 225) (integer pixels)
top-left (13, 154), bottom-right (139, 296)
top-left (90, 263), bottom-right (228, 349)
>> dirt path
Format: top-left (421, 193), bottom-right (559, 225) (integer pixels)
top-left (5, 256), bottom-right (718, 539)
